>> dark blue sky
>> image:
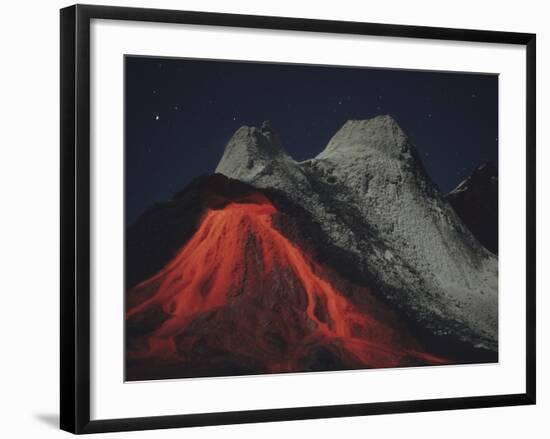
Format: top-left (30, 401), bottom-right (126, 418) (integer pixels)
top-left (125, 56), bottom-right (498, 224)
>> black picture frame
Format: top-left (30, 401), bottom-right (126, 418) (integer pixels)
top-left (60, 4), bottom-right (536, 434)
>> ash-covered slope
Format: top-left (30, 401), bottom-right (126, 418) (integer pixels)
top-left (216, 115), bottom-right (498, 356)
top-left (216, 120), bottom-right (310, 193)
top-left (445, 162), bottom-right (498, 254)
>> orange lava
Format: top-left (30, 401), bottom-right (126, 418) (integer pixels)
top-left (126, 194), bottom-right (446, 374)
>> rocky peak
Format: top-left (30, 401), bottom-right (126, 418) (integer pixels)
top-left (215, 121), bottom-right (290, 179)
top-left (260, 119), bottom-right (273, 132)
top-left (449, 161), bottom-right (498, 196)
top-left (317, 115), bottom-right (409, 161)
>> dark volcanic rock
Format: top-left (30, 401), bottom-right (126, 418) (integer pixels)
top-left (445, 162), bottom-right (498, 254)
top-left (126, 174), bottom-right (262, 290)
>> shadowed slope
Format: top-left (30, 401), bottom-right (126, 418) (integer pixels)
top-left (446, 162), bottom-right (498, 254)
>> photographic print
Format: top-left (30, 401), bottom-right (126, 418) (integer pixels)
top-left (124, 56), bottom-right (498, 382)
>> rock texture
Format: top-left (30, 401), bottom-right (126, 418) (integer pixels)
top-left (216, 116), bottom-right (498, 354)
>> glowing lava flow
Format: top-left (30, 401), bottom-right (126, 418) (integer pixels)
top-left (126, 194), bottom-right (446, 375)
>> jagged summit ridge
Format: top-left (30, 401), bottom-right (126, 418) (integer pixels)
top-left (215, 115), bottom-right (498, 353)
top-left (215, 120), bottom-right (297, 181)
top-left (317, 115), bottom-right (409, 160)
top-left (216, 120), bottom-right (311, 198)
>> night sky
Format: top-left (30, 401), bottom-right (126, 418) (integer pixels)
top-left (125, 56), bottom-right (498, 225)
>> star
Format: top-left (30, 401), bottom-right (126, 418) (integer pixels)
top-left (152, 90), bottom-right (157, 95)
top-left (174, 105), bottom-right (179, 111)
top-left (428, 113), bottom-right (432, 118)
top-left (338, 100), bottom-right (342, 105)
top-left (232, 116), bottom-right (237, 121)
top-left (154, 114), bottom-right (160, 120)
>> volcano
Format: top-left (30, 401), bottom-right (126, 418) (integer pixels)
top-left (126, 117), bottom-right (498, 381)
